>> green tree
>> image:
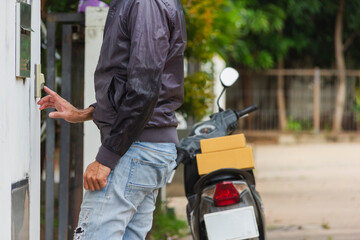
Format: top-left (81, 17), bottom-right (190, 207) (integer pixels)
top-left (282, 0), bottom-right (360, 133)
top-left (179, 0), bottom-right (287, 123)
top-left (215, 0), bottom-right (287, 69)
top-left (177, 72), bottom-right (214, 121)
top-left (213, 0), bottom-right (289, 129)
top-left (215, 0), bottom-right (360, 132)
top-left (181, 0), bottom-right (227, 62)
top-left (178, 0), bottom-right (228, 122)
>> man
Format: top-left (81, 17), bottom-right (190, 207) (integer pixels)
top-left (38, 0), bottom-right (186, 238)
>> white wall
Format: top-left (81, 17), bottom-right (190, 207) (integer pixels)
top-left (202, 55), bottom-right (227, 116)
top-left (0, 0), bottom-right (41, 239)
top-left (0, 2), bottom-right (15, 238)
top-left (84, 7), bottom-right (108, 169)
top-left (212, 55), bottom-right (227, 113)
top-left (29, 1), bottom-right (41, 238)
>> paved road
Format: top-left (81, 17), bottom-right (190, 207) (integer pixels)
top-left (170, 142), bottom-right (360, 240)
top-left (255, 142), bottom-right (360, 240)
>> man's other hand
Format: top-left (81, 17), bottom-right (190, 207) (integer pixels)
top-left (83, 161), bottom-right (111, 191)
top-left (37, 86), bottom-right (94, 123)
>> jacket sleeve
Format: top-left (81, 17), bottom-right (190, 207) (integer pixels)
top-left (95, 0), bottom-right (171, 169)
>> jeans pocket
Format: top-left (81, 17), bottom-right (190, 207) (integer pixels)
top-left (128, 158), bottom-right (167, 188)
top-left (125, 158), bottom-right (167, 207)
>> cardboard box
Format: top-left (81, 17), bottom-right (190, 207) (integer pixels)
top-left (200, 134), bottom-right (246, 153)
top-left (196, 147), bottom-right (254, 175)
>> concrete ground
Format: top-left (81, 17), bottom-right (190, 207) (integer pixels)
top-left (168, 142), bottom-right (360, 240)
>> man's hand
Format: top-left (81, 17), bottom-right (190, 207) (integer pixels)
top-left (83, 161), bottom-right (111, 191)
top-left (37, 86), bottom-right (94, 123)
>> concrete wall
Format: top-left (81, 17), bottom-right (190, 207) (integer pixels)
top-left (0, 0), bottom-right (41, 239)
top-left (211, 56), bottom-right (226, 113)
top-left (84, 7), bottom-right (108, 169)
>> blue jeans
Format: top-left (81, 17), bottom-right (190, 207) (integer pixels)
top-left (74, 142), bottom-right (177, 240)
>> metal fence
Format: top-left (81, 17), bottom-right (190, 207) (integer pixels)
top-left (226, 69), bottom-right (360, 132)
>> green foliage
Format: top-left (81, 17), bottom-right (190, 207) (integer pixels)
top-left (213, 0), bottom-right (360, 70)
top-left (181, 0), bottom-right (228, 62)
top-left (178, 72), bottom-right (215, 121)
top-left (281, 0), bottom-right (360, 68)
top-left (354, 87), bottom-right (360, 122)
top-left (45, 0), bottom-right (78, 13)
top-left (213, 0), bottom-right (288, 70)
top-left (178, 0), bottom-right (289, 120)
top-left (178, 0), bottom-right (227, 121)
top-left (150, 208), bottom-right (188, 240)
top-left (287, 117), bottom-right (312, 132)
top-left (322, 221), bottom-right (331, 230)
top-left (287, 117), bottom-right (302, 132)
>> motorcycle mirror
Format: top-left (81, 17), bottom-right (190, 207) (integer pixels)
top-left (220, 67), bottom-right (239, 88)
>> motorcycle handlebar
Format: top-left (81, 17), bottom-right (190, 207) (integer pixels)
top-left (175, 148), bottom-right (188, 167)
top-left (236, 104), bottom-right (258, 118)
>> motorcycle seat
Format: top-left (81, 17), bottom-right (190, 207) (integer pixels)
top-left (194, 168), bottom-right (256, 194)
top-left (202, 174), bottom-right (243, 187)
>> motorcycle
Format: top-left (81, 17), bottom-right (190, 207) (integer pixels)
top-left (175, 67), bottom-right (266, 240)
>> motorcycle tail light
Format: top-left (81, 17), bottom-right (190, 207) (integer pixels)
top-left (213, 182), bottom-right (240, 207)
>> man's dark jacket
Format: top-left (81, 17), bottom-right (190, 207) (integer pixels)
top-left (92, 0), bottom-right (187, 169)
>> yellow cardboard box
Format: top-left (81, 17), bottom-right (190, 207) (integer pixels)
top-left (200, 134), bottom-right (246, 153)
top-left (196, 147), bottom-right (254, 175)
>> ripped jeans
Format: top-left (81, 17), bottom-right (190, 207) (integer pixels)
top-left (74, 142), bottom-right (177, 240)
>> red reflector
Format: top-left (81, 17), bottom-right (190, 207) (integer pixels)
top-left (213, 182), bottom-right (240, 207)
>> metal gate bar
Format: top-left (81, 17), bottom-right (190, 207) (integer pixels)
top-left (45, 13), bottom-right (85, 240)
top-left (68, 28), bottom-right (85, 240)
top-left (45, 19), bottom-right (55, 240)
top-left (58, 24), bottom-right (73, 240)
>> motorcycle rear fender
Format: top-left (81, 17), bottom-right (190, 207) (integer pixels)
top-left (190, 169), bottom-right (266, 240)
